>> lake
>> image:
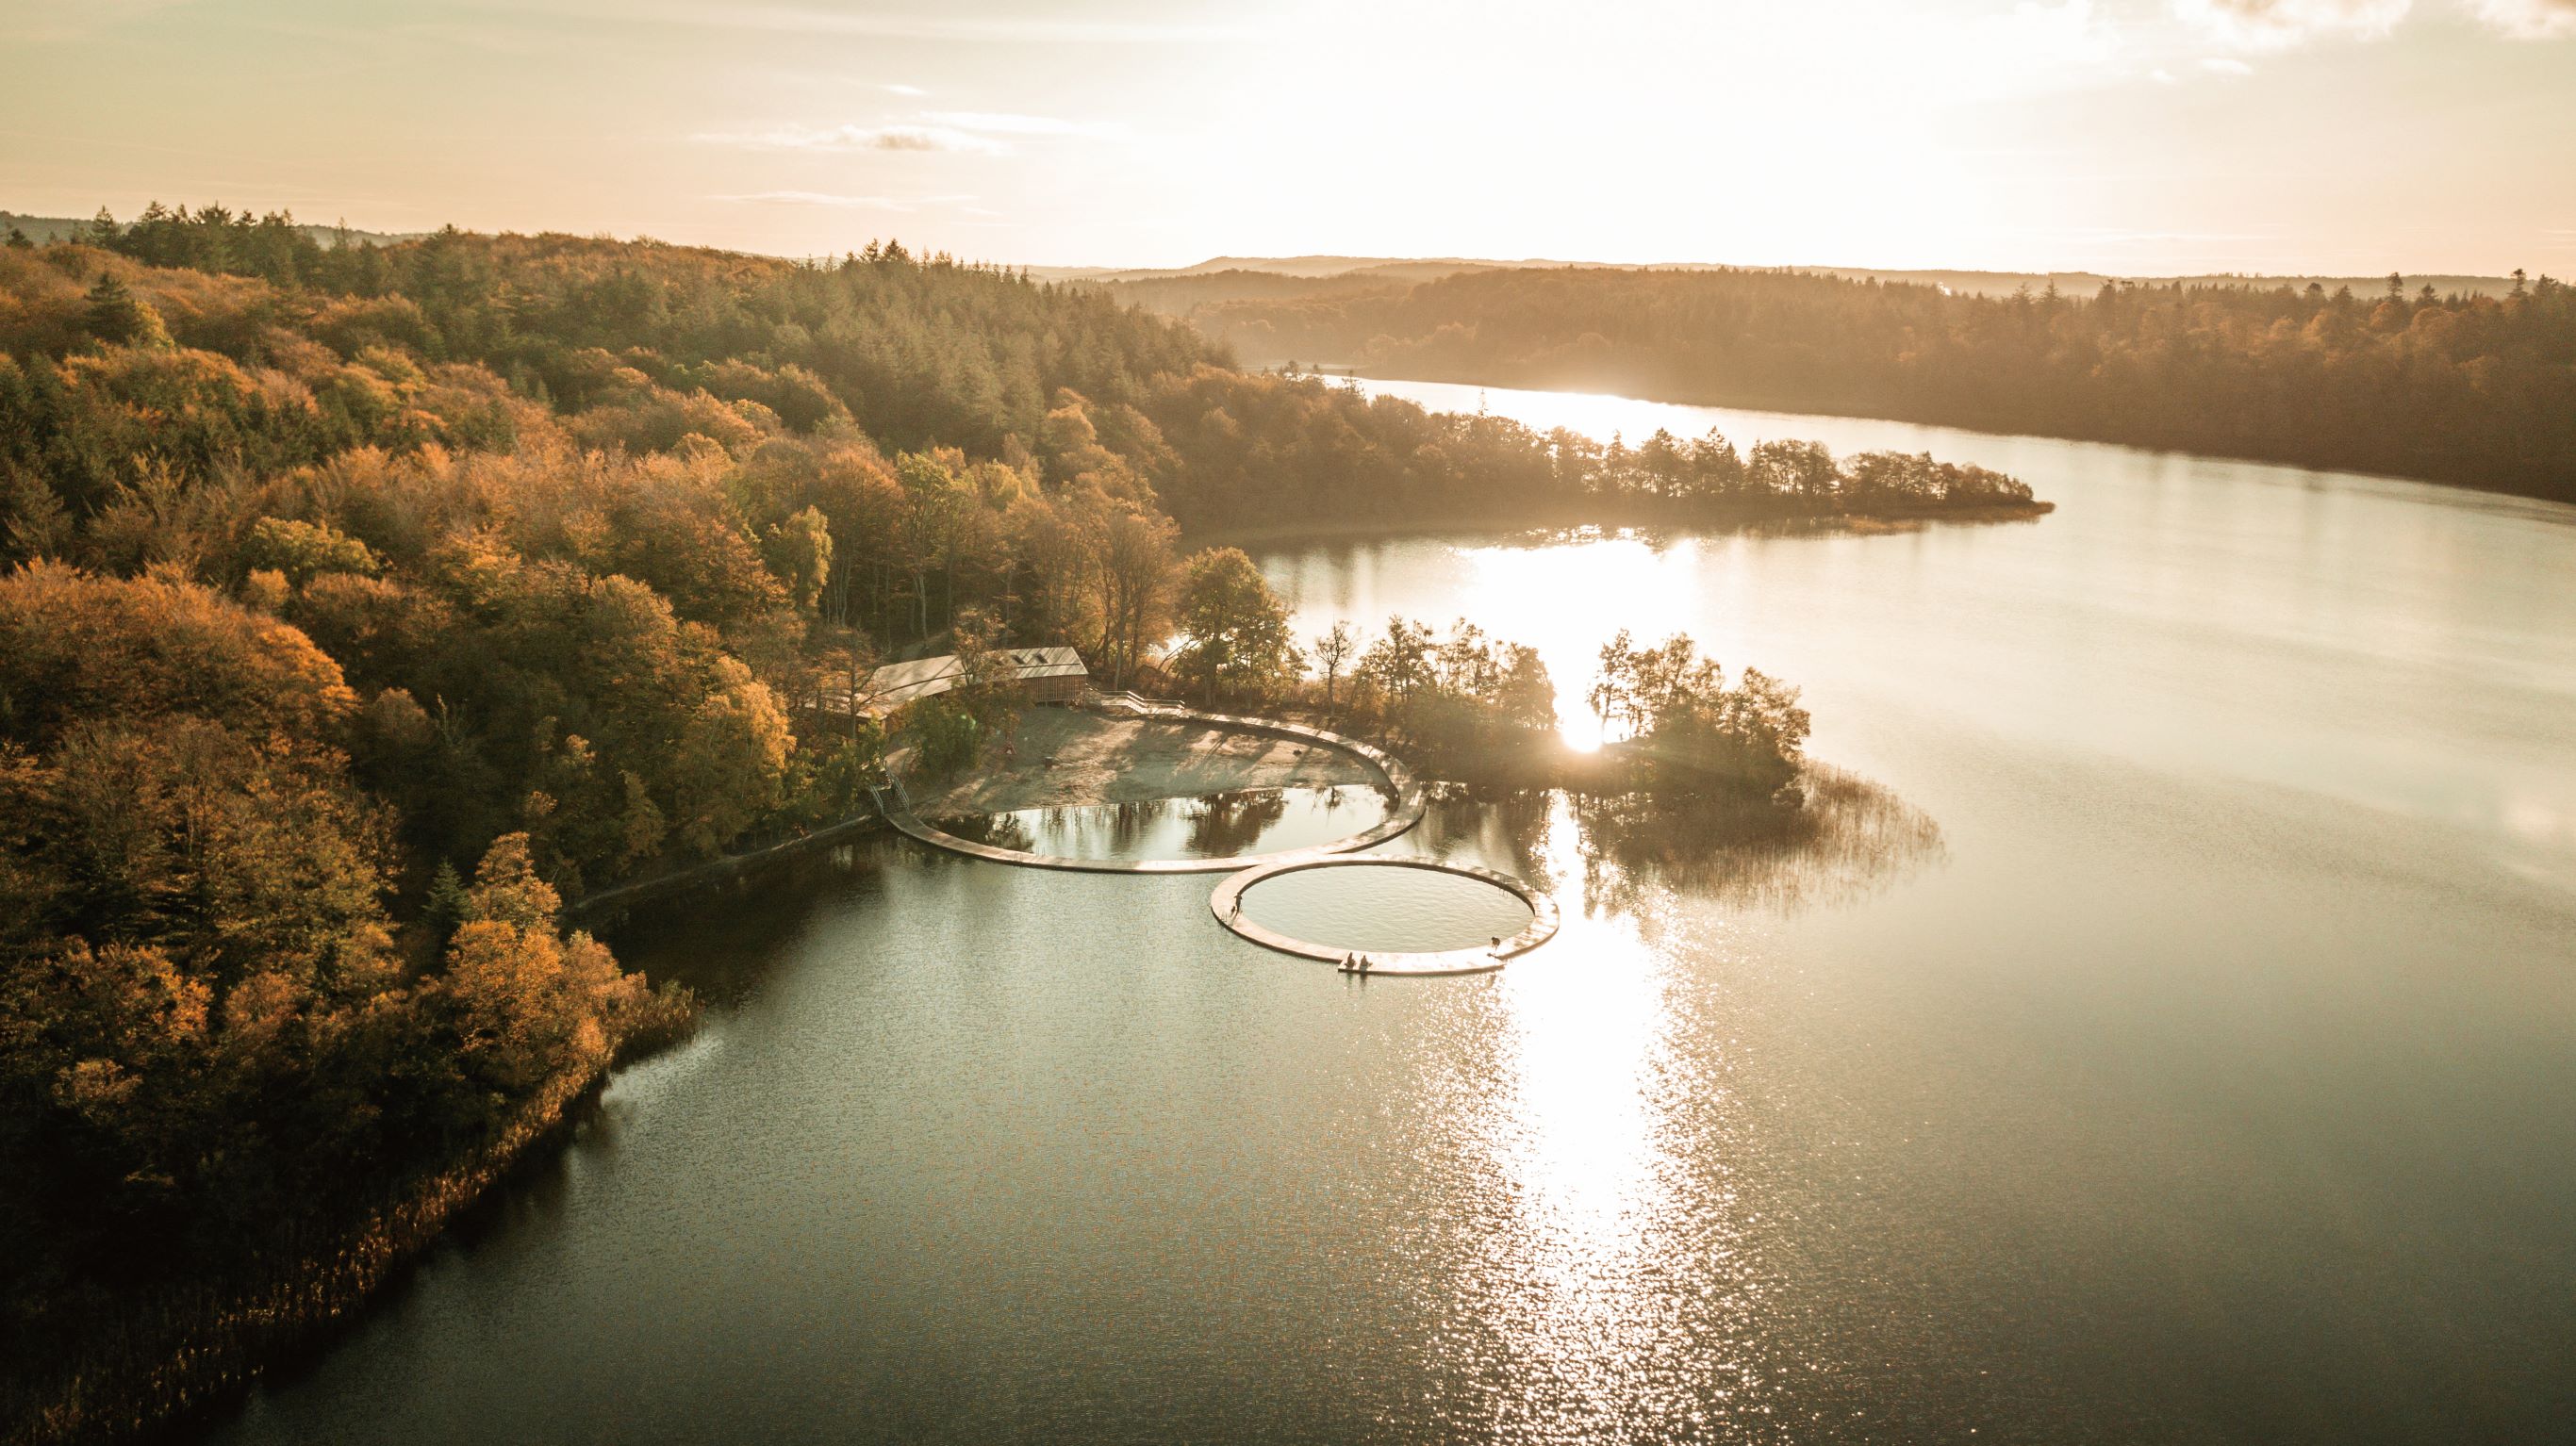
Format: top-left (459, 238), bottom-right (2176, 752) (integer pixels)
top-left (207, 381), bottom-right (2576, 1444)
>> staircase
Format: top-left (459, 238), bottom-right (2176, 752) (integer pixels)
top-left (1084, 686), bottom-right (1187, 717)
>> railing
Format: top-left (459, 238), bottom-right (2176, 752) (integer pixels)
top-left (1083, 686), bottom-right (1187, 715)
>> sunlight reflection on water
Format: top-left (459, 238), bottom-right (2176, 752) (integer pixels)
top-left (1322, 792), bottom-right (1831, 1440)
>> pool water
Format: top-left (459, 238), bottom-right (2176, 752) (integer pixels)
top-left (1238, 863), bottom-right (1536, 954)
top-left (940, 783), bottom-right (1387, 863)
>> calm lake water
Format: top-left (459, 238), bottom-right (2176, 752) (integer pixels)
top-left (209, 382), bottom-right (2576, 1444)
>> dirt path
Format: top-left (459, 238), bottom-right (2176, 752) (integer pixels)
top-left (908, 707), bottom-right (1373, 817)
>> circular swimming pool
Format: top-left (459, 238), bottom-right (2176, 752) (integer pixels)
top-left (1209, 856), bottom-right (1560, 975)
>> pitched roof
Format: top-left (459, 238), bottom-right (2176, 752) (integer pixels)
top-left (850, 647), bottom-right (1087, 716)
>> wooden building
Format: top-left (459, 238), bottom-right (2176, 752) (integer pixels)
top-left (848, 646), bottom-right (1088, 719)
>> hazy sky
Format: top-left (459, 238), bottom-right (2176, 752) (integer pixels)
top-left (3, 0), bottom-right (2571, 274)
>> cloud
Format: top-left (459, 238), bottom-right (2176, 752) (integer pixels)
top-left (470, 0), bottom-right (1240, 44)
top-left (698, 111), bottom-right (1116, 156)
top-left (2460, 0), bottom-right (2576, 36)
top-left (1989, 0), bottom-right (2125, 68)
top-left (883, 83), bottom-right (927, 97)
top-left (923, 110), bottom-right (1121, 138)
top-left (2171, 0), bottom-right (2413, 51)
top-left (868, 125), bottom-right (997, 153)
top-left (713, 191), bottom-right (971, 212)
top-left (2200, 55), bottom-right (2258, 71)
top-left (2, 0), bottom-right (198, 43)
top-left (699, 123), bottom-right (1007, 155)
top-left (2171, 0), bottom-right (2576, 46)
top-left (388, 18), bottom-right (566, 55)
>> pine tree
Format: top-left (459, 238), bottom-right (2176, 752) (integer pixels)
top-left (82, 272), bottom-right (171, 348)
top-left (424, 860), bottom-right (470, 943)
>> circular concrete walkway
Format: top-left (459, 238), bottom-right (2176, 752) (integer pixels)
top-left (1207, 855), bottom-right (1560, 976)
top-left (876, 706), bottom-right (1426, 875)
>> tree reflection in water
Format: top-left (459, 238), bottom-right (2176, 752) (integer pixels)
top-left (1101, 797), bottom-right (1175, 856)
top-left (1181, 789), bottom-right (1292, 857)
top-left (938, 810), bottom-right (1038, 853)
top-left (1574, 764), bottom-right (1943, 916)
top-left (1412, 785), bottom-right (1562, 890)
top-left (933, 767), bottom-right (1934, 911)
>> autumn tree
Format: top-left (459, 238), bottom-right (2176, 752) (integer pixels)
top-left (762, 504), bottom-right (834, 613)
top-left (242, 516), bottom-right (383, 585)
top-left (1313, 620), bottom-right (1360, 713)
top-left (1083, 501), bottom-right (1175, 691)
top-left (1171, 547), bottom-right (1300, 703)
top-left (1589, 630), bottom-right (1810, 803)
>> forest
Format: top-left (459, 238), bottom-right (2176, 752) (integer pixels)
top-left (0, 205), bottom-right (2008, 1442)
top-left (1154, 263), bottom-right (2576, 501)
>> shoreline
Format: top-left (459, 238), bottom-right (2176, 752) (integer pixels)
top-left (9, 810), bottom-right (877, 1442)
top-left (1301, 366), bottom-right (2569, 507)
top-left (1184, 500), bottom-right (2053, 550)
top-left (7, 1007), bottom-right (685, 1446)
top-left (565, 809), bottom-right (888, 926)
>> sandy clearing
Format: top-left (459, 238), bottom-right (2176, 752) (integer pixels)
top-left (908, 706), bottom-right (1375, 818)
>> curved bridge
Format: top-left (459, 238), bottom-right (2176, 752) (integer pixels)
top-left (873, 707), bottom-right (1427, 875)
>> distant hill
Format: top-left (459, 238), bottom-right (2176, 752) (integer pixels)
top-left (1106, 258), bottom-right (2572, 502)
top-left (15, 217), bottom-right (2505, 304)
top-left (1088, 255), bottom-right (1510, 283)
top-left (1085, 254), bottom-right (2524, 308)
top-left (1096, 266), bottom-right (1496, 314)
top-left (1, 208), bottom-right (425, 249)
top-left (1808, 267), bottom-right (2522, 300)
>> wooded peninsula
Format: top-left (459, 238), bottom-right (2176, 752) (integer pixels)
top-left (0, 206), bottom-right (2034, 1443)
